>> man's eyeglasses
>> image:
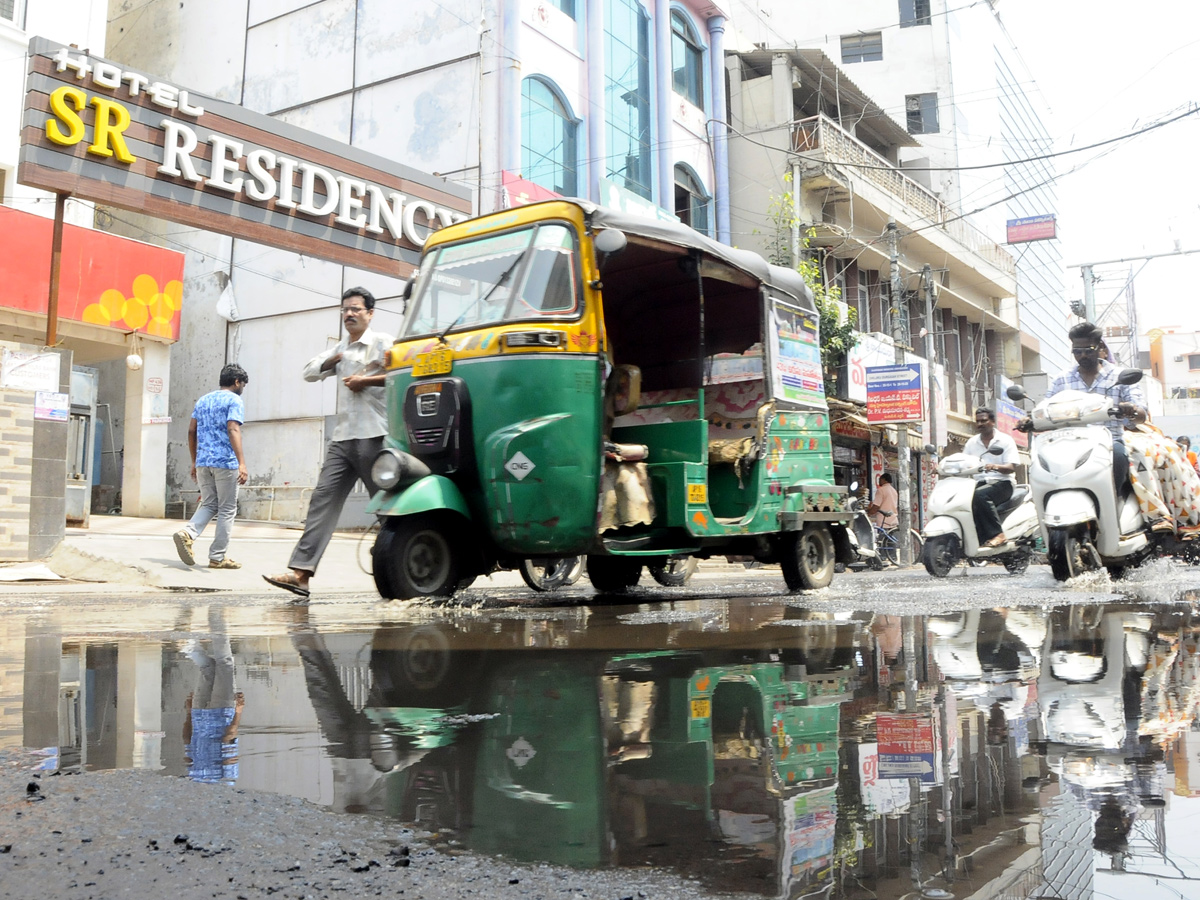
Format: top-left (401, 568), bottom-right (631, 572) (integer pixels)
top-left (341, 306), bottom-right (368, 314)
top-left (1071, 345), bottom-right (1099, 356)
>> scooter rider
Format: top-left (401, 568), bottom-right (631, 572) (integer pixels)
top-left (1019, 322), bottom-right (1147, 495)
top-left (963, 407), bottom-right (1020, 548)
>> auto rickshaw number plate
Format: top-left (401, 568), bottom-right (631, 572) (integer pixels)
top-left (687, 484), bottom-right (707, 504)
top-left (413, 347), bottom-right (452, 376)
top-left (690, 698), bottom-right (711, 719)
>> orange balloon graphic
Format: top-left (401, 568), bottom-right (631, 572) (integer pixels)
top-left (98, 288), bottom-right (126, 320)
top-left (82, 303), bottom-right (112, 325)
top-left (163, 279), bottom-right (184, 310)
top-left (123, 299), bottom-right (149, 329)
top-left (146, 319), bottom-right (175, 338)
top-left (149, 293), bottom-right (174, 323)
top-left (131, 273), bottom-right (159, 303)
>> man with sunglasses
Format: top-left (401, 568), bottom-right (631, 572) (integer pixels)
top-left (264, 287), bottom-right (394, 600)
top-left (1038, 321), bottom-right (1146, 496)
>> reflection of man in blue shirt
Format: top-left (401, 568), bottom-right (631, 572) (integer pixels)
top-left (183, 608), bottom-right (242, 784)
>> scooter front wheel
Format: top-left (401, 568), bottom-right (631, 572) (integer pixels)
top-left (1047, 527), bottom-right (1095, 582)
top-left (922, 534), bottom-right (959, 577)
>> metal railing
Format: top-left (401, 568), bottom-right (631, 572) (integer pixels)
top-left (792, 115), bottom-right (1016, 277)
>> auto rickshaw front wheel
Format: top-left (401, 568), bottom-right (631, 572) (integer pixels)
top-left (780, 524), bottom-right (835, 591)
top-left (373, 514), bottom-right (463, 600)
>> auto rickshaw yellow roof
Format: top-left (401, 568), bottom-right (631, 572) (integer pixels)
top-left (427, 198), bottom-right (817, 315)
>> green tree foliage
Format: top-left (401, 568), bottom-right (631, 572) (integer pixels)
top-left (763, 184), bottom-right (860, 392)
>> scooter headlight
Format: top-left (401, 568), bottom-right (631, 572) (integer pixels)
top-left (371, 449), bottom-right (403, 490)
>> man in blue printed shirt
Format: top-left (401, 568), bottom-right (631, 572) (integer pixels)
top-left (174, 364), bottom-right (250, 568)
top-left (1043, 322), bottom-right (1147, 495)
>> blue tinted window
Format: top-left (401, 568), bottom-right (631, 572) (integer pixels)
top-left (605, 0), bottom-right (652, 200)
top-left (550, 0), bottom-right (576, 18)
top-left (671, 11), bottom-right (704, 108)
top-left (522, 78), bottom-right (578, 196)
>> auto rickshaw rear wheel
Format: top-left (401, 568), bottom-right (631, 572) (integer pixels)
top-left (586, 555), bottom-right (643, 593)
top-left (780, 524), bottom-right (835, 591)
top-left (373, 514), bottom-right (462, 600)
top-left (648, 556), bottom-right (698, 587)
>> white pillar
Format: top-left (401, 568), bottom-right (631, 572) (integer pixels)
top-left (122, 339), bottom-right (171, 517)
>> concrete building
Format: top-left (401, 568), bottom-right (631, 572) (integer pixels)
top-left (100, 0), bottom-right (732, 524)
top-left (0, 0), bottom-right (192, 560)
top-left (723, 44), bottom-right (1024, 518)
top-left (726, 0), bottom-right (1069, 381)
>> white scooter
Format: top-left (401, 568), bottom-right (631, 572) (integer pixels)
top-left (1006, 371), bottom-right (1157, 581)
top-left (842, 482), bottom-right (881, 571)
top-left (921, 445), bottom-right (1040, 576)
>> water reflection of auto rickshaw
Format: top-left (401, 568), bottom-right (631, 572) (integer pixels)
top-left (295, 631), bottom-right (842, 892)
top-left (366, 199), bottom-right (853, 600)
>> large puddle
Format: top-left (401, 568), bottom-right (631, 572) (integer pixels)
top-left (3, 594), bottom-right (1199, 898)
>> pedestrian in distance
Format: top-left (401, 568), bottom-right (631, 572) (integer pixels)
top-left (264, 287), bottom-right (394, 601)
top-left (963, 406), bottom-right (1020, 547)
top-left (866, 472), bottom-right (898, 530)
top-left (174, 364), bottom-right (250, 568)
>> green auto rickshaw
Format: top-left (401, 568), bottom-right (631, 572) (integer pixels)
top-left (367, 199), bottom-right (853, 599)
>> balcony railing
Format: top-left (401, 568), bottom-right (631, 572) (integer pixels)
top-left (793, 114), bottom-right (1016, 278)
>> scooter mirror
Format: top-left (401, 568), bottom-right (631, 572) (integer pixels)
top-left (986, 444), bottom-right (1005, 455)
top-left (1006, 384), bottom-right (1028, 401)
top-left (923, 443), bottom-right (937, 455)
top-left (1117, 368), bottom-right (1143, 385)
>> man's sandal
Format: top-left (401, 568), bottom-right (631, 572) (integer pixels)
top-left (263, 573), bottom-right (310, 599)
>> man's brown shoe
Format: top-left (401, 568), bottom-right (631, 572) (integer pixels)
top-left (209, 558), bottom-right (241, 569)
top-left (982, 534), bottom-right (1008, 548)
top-left (173, 530), bottom-right (195, 566)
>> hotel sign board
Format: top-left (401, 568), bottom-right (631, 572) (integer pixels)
top-left (18, 38), bottom-right (473, 278)
top-left (1005, 214), bottom-right (1056, 245)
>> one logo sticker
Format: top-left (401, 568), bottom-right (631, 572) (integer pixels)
top-left (506, 736), bottom-right (536, 768)
top-left (505, 451), bottom-right (535, 480)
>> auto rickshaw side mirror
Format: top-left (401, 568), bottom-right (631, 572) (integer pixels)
top-left (1006, 384), bottom-right (1028, 401)
top-left (1117, 368), bottom-right (1143, 385)
top-left (593, 230), bottom-right (627, 283)
top-left (609, 364), bottom-right (642, 416)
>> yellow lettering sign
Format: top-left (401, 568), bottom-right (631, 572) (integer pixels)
top-left (45, 85), bottom-right (87, 146)
top-left (687, 483), bottom-right (707, 504)
top-left (88, 96), bottom-right (137, 163)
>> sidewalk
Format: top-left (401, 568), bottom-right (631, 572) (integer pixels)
top-left (1, 515), bottom-right (527, 596)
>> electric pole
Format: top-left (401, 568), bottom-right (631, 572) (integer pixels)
top-left (923, 264), bottom-right (938, 451)
top-left (888, 221), bottom-right (912, 565)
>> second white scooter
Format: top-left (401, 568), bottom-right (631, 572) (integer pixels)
top-left (922, 446), bottom-right (1040, 576)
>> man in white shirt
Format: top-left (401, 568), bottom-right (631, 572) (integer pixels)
top-left (962, 406), bottom-right (1020, 548)
top-left (866, 473), bottom-right (898, 529)
top-left (265, 287), bottom-right (394, 599)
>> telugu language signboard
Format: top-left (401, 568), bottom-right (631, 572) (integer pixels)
top-left (1006, 214), bottom-right (1057, 244)
top-left (877, 714), bottom-right (936, 783)
top-left (769, 300), bottom-right (826, 409)
top-left (19, 38), bottom-right (472, 278)
top-left (866, 364), bottom-right (923, 423)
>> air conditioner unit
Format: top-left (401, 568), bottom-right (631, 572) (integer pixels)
top-left (1175, 355), bottom-right (1185, 362)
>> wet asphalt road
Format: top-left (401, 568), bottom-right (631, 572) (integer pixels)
top-left (2, 560), bottom-right (1199, 900)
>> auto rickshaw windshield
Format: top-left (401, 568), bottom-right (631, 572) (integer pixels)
top-left (402, 222), bottom-right (580, 338)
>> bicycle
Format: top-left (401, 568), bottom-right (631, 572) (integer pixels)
top-left (872, 523), bottom-right (924, 568)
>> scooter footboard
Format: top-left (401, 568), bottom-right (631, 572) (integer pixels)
top-left (1043, 490), bottom-right (1097, 527)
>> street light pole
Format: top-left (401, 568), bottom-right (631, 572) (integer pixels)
top-left (923, 264), bottom-right (938, 451)
top-left (888, 221), bottom-right (912, 565)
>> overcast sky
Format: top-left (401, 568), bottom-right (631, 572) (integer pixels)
top-left (995, 0), bottom-right (1200, 338)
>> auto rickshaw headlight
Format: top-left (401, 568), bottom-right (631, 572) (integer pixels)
top-left (371, 449), bottom-right (404, 490)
